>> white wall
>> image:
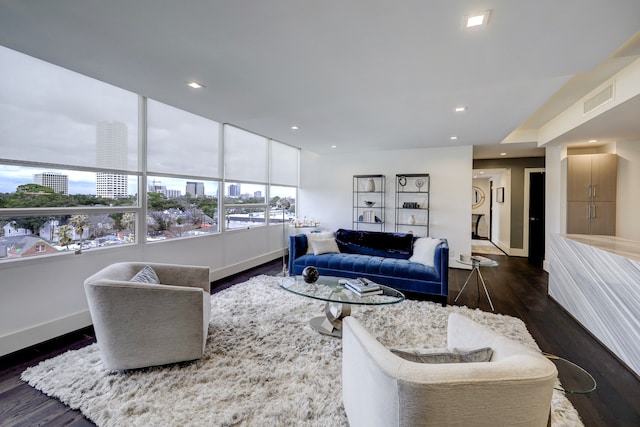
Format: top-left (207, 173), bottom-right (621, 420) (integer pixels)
top-left (616, 140), bottom-right (640, 241)
top-left (0, 226), bottom-right (285, 356)
top-left (492, 172), bottom-right (512, 253)
top-left (544, 145), bottom-right (565, 271)
top-left (297, 145), bottom-right (473, 268)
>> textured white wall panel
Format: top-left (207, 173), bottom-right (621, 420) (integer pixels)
top-left (549, 234), bottom-right (640, 376)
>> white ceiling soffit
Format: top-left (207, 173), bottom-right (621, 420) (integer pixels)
top-left (0, 1), bottom-right (639, 157)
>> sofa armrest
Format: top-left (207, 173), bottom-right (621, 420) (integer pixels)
top-left (288, 234), bottom-right (308, 274)
top-left (434, 239), bottom-right (449, 295)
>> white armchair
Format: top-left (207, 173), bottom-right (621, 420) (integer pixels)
top-left (84, 262), bottom-right (211, 371)
top-left (342, 313), bottom-right (557, 427)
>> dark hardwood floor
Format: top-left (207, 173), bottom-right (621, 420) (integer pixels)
top-left (1, 255), bottom-right (638, 426)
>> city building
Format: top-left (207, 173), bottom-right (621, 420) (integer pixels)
top-left (96, 121), bottom-right (128, 198)
top-left (228, 184), bottom-right (240, 197)
top-left (33, 172), bottom-right (68, 195)
top-left (186, 181), bottom-right (205, 198)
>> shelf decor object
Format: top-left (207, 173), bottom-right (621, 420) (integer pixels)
top-left (353, 175), bottom-right (385, 231)
top-left (395, 173), bottom-right (430, 236)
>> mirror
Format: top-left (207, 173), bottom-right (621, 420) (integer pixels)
top-left (472, 186), bottom-right (485, 208)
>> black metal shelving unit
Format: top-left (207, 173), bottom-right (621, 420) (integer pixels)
top-left (353, 174), bottom-right (385, 231)
top-left (395, 173), bottom-right (430, 236)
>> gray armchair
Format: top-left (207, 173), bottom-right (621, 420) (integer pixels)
top-left (342, 313), bottom-right (557, 427)
top-left (84, 262), bottom-right (211, 370)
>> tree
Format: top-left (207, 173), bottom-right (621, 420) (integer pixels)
top-left (69, 214), bottom-right (90, 252)
top-left (122, 212), bottom-right (135, 231)
top-left (57, 225), bottom-right (72, 249)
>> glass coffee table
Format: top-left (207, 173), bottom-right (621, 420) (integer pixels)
top-left (280, 275), bottom-right (405, 338)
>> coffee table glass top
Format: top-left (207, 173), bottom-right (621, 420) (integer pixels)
top-left (280, 275), bottom-right (405, 306)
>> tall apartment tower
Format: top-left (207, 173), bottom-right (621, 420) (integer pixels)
top-left (96, 121), bottom-right (128, 198)
top-left (33, 172), bottom-right (69, 195)
top-left (229, 184), bottom-right (240, 197)
top-left (186, 181), bottom-right (205, 198)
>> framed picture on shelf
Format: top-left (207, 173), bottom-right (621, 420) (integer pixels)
top-left (496, 187), bottom-right (504, 203)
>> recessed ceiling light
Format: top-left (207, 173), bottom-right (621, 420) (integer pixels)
top-left (588, 139), bottom-right (597, 143)
top-left (500, 152), bottom-right (507, 156)
top-left (450, 136), bottom-right (458, 140)
top-left (187, 81), bottom-right (205, 89)
top-left (290, 125), bottom-right (300, 130)
top-left (465, 10), bottom-right (491, 28)
top-left (330, 145), bottom-right (337, 148)
top-left (479, 171), bottom-right (485, 174)
top-left (455, 106), bottom-right (466, 113)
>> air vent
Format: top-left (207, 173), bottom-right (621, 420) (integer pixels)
top-left (583, 83), bottom-right (614, 114)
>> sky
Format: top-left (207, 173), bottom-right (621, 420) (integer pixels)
top-left (0, 45), bottom-right (296, 199)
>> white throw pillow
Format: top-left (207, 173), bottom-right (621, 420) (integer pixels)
top-left (409, 237), bottom-right (442, 267)
top-left (310, 238), bottom-right (341, 255)
top-left (130, 265), bottom-right (160, 284)
top-left (305, 232), bottom-right (335, 254)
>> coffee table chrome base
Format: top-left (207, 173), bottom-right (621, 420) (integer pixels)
top-left (454, 264), bottom-right (495, 311)
top-left (309, 301), bottom-right (351, 338)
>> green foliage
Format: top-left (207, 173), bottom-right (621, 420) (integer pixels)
top-left (194, 197), bottom-right (217, 219)
top-left (16, 183), bottom-right (55, 194)
top-left (147, 192), bottom-right (183, 211)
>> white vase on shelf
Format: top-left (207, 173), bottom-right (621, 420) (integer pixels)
top-left (365, 178), bottom-right (376, 192)
top-left (408, 214), bottom-right (416, 225)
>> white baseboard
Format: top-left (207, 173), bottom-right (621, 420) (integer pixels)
top-left (0, 310), bottom-right (92, 358)
top-left (0, 253), bottom-right (283, 358)
top-left (209, 250), bottom-right (282, 282)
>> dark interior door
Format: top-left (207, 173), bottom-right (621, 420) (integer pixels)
top-left (528, 172), bottom-right (545, 267)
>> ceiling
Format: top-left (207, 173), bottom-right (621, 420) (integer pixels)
top-left (1, 1), bottom-right (639, 158)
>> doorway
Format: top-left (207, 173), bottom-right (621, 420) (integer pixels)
top-left (527, 171), bottom-right (545, 267)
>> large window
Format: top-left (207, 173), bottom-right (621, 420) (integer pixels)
top-left (0, 46), bottom-right (300, 261)
top-left (0, 46), bottom-right (139, 260)
top-left (146, 100), bottom-right (222, 240)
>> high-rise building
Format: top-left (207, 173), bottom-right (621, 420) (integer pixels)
top-left (229, 184), bottom-right (240, 197)
top-left (186, 181), bottom-right (205, 198)
top-left (33, 172), bottom-right (68, 195)
top-left (96, 121), bottom-right (128, 198)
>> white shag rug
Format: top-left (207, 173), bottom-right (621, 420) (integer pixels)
top-left (22, 275), bottom-right (583, 426)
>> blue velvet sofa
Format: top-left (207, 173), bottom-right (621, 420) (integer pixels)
top-left (288, 228), bottom-right (449, 305)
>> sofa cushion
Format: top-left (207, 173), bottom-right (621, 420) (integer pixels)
top-left (335, 229), bottom-right (413, 259)
top-left (409, 237), bottom-right (442, 268)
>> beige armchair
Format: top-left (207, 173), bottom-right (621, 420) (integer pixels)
top-left (84, 262), bottom-right (211, 371)
top-left (342, 313), bottom-right (557, 427)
